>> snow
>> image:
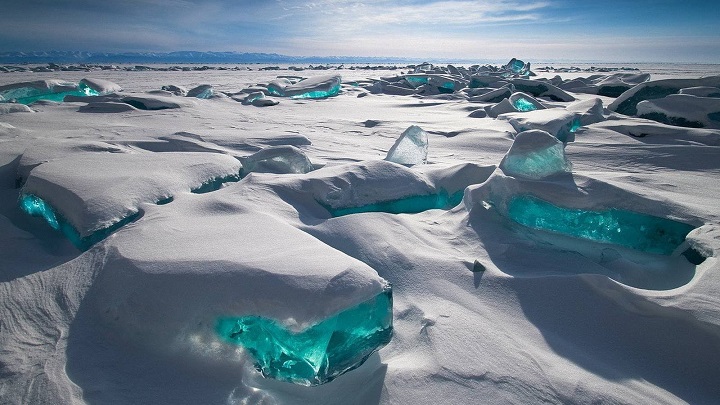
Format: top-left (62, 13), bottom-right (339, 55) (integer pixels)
top-left (1, 62), bottom-right (720, 404)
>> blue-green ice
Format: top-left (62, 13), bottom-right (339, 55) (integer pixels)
top-left (216, 285), bottom-right (393, 386)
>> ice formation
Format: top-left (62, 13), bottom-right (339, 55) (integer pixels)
top-left (499, 130), bottom-right (572, 180)
top-left (504, 58), bottom-right (530, 76)
top-left (510, 78), bottom-right (575, 102)
top-left (216, 285), bottom-right (392, 386)
top-left (509, 92), bottom-right (545, 112)
top-left (507, 195), bottom-right (695, 255)
top-left (186, 84), bottom-right (214, 99)
top-left (326, 190), bottom-right (463, 217)
top-left (121, 95), bottom-right (195, 110)
top-left (503, 109), bottom-right (582, 143)
top-left (636, 94), bottom-right (720, 129)
top-left (385, 125), bottom-right (429, 165)
top-left (20, 152), bottom-right (241, 243)
top-left (565, 98), bottom-right (605, 126)
top-left (281, 75), bottom-right (342, 99)
top-left (240, 145), bottom-right (314, 175)
top-left (0, 79), bottom-right (100, 104)
top-left (609, 76), bottom-right (720, 116)
top-left (19, 193), bottom-right (140, 250)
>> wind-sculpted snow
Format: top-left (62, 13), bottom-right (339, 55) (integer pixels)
top-left (89, 190), bottom-right (390, 380)
top-left (20, 152), bottom-right (241, 245)
top-left (636, 94), bottom-right (720, 129)
top-left (2, 64), bottom-right (720, 405)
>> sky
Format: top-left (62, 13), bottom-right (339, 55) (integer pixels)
top-left (1, 0), bottom-right (719, 63)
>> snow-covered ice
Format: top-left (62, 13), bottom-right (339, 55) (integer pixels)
top-left (1, 61), bottom-right (719, 405)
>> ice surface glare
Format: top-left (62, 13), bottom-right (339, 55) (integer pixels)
top-left (327, 190), bottom-right (464, 217)
top-left (216, 286), bottom-right (393, 386)
top-left (513, 97), bottom-right (537, 112)
top-left (507, 195), bottom-right (695, 255)
top-left (385, 125), bottom-right (429, 165)
top-left (19, 194), bottom-right (59, 229)
top-left (501, 145), bottom-right (571, 180)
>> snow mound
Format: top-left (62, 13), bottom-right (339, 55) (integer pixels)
top-left (21, 152), bottom-right (241, 241)
top-left (90, 191), bottom-right (390, 377)
top-left (78, 101), bottom-right (138, 113)
top-left (465, 171), bottom-right (703, 290)
top-left (121, 94), bottom-right (196, 110)
top-left (609, 76), bottom-right (720, 116)
top-left (0, 103), bottom-right (33, 114)
top-left (637, 94), bottom-right (720, 129)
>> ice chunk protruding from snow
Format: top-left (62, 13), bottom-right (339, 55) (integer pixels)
top-left (283, 75), bottom-right (341, 99)
top-left (80, 78), bottom-right (122, 94)
top-left (217, 284), bottom-right (392, 386)
top-left (500, 130), bottom-right (572, 180)
top-left (507, 194), bottom-right (695, 255)
top-left (0, 80), bottom-right (100, 104)
top-left (509, 92), bottom-right (545, 112)
top-left (511, 78), bottom-right (575, 102)
top-left (636, 94), bottom-right (720, 129)
top-left (609, 76), bottom-right (720, 116)
top-left (240, 145), bottom-right (314, 175)
top-left (19, 193), bottom-right (141, 250)
top-left (385, 125), bottom-right (429, 165)
top-left (326, 190), bottom-right (464, 217)
top-left (503, 109), bottom-right (582, 143)
top-left (503, 58), bottom-right (531, 76)
top-left (186, 84), bottom-right (214, 99)
top-left (566, 98), bottom-right (605, 126)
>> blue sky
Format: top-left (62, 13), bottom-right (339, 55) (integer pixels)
top-left (1, 0), bottom-right (719, 62)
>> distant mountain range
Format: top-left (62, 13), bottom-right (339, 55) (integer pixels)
top-left (0, 51), bottom-right (428, 64)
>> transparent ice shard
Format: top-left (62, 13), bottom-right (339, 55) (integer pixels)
top-left (500, 130), bottom-right (572, 180)
top-left (385, 125), bottom-right (428, 165)
top-left (240, 145), bottom-right (314, 176)
top-left (19, 194), bottom-right (139, 251)
top-left (216, 285), bottom-right (393, 386)
top-left (325, 189), bottom-right (464, 217)
top-left (507, 195), bottom-right (695, 255)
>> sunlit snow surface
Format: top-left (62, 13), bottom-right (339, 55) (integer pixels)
top-left (1, 62), bottom-right (719, 405)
